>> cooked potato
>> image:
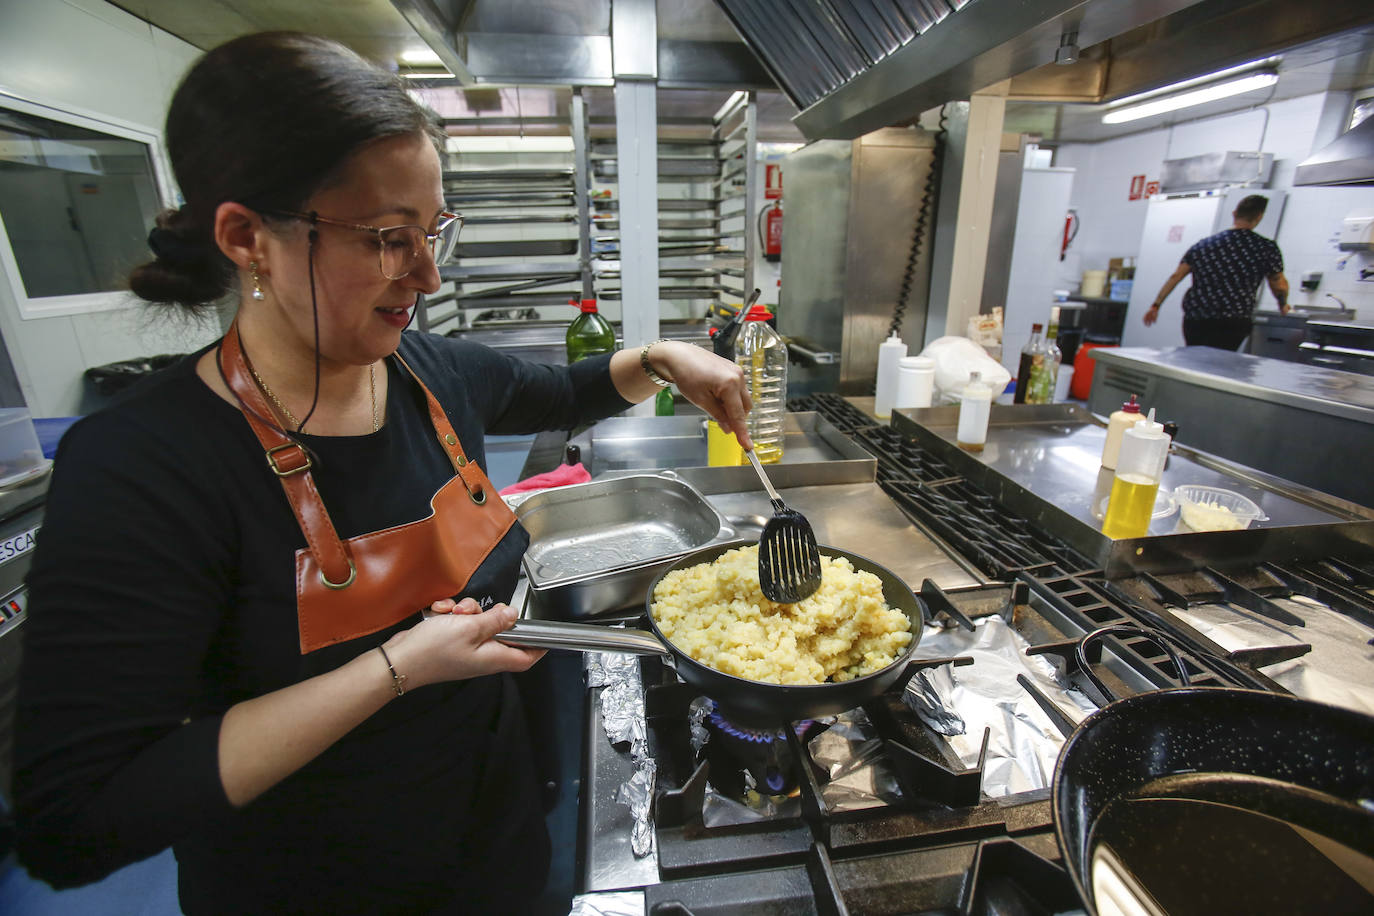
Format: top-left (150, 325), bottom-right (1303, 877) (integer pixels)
top-left (652, 545), bottom-right (913, 685)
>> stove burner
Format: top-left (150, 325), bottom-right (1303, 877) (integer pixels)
top-left (703, 710), bottom-right (814, 797)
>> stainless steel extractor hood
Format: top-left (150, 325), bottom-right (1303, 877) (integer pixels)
top-left (710, 0), bottom-right (1216, 140)
top-left (711, 0), bottom-right (1374, 142)
top-left (1295, 115), bottom-right (1374, 186)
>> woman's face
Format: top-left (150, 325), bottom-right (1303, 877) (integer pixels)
top-left (259, 131), bottom-right (446, 366)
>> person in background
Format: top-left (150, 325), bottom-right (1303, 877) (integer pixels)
top-left (13, 32), bottom-right (749, 915)
top-left (1143, 194), bottom-right (1289, 350)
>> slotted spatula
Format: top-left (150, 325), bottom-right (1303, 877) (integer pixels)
top-left (745, 448), bottom-right (822, 603)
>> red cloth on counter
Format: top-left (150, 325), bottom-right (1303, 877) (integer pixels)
top-left (498, 462), bottom-right (591, 496)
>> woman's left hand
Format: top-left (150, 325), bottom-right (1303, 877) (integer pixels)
top-left (649, 341), bottom-right (753, 450)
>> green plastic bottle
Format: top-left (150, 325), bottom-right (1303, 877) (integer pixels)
top-left (655, 387), bottom-right (675, 416)
top-left (565, 298), bottom-right (616, 363)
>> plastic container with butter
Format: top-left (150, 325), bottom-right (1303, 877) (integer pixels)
top-left (1174, 485), bottom-right (1267, 532)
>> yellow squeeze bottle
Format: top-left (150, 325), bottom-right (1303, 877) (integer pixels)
top-left (1102, 409), bottom-right (1171, 539)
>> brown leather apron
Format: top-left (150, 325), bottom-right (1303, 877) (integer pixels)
top-left (218, 324), bottom-right (518, 653)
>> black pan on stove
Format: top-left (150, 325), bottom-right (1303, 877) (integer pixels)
top-left (501, 539), bottom-right (927, 724)
top-left (1053, 687), bottom-right (1374, 916)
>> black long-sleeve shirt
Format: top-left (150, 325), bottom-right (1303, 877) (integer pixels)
top-left (15, 332), bottom-right (628, 913)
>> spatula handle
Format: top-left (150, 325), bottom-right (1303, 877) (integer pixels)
top-left (745, 448), bottom-right (783, 503)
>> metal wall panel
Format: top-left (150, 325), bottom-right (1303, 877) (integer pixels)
top-left (780, 127), bottom-right (936, 396)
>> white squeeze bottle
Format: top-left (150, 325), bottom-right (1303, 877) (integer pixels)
top-left (957, 371), bottom-right (993, 453)
top-left (1102, 410), bottom-right (1171, 539)
top-left (873, 331), bottom-right (907, 419)
top-left (1101, 394), bottom-right (1144, 470)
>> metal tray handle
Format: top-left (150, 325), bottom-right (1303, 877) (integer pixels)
top-left (498, 619), bottom-right (669, 657)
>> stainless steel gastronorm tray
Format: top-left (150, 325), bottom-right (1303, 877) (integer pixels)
top-left (891, 404), bottom-right (1374, 577)
top-left (514, 472), bottom-right (736, 619)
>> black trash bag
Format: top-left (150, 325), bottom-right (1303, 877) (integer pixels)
top-left (84, 354), bottom-right (185, 397)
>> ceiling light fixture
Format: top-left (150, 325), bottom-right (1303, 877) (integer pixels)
top-left (400, 49), bottom-right (442, 65)
top-left (1102, 71), bottom-right (1278, 124)
top-left (402, 71), bottom-right (456, 80)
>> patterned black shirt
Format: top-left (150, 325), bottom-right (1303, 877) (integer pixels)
top-left (1181, 228), bottom-right (1284, 319)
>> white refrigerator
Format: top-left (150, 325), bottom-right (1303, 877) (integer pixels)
top-left (999, 166), bottom-right (1076, 377)
top-left (1121, 188), bottom-right (1285, 349)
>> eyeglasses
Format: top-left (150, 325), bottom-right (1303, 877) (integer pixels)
top-left (264, 209), bottom-right (463, 280)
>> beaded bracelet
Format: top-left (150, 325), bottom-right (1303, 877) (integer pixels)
top-left (377, 645), bottom-right (407, 696)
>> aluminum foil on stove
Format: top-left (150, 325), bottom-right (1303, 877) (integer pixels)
top-left (807, 708), bottom-right (905, 811)
top-left (589, 651), bottom-right (656, 857)
top-left (1172, 596), bottom-right (1374, 717)
top-left (567, 890), bottom-right (645, 916)
top-left (906, 616), bottom-right (1096, 797)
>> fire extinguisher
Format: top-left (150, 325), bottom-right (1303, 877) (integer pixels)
top-left (1060, 209), bottom-right (1079, 261)
top-left (759, 200), bottom-right (783, 262)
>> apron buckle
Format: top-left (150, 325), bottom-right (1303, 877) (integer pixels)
top-left (266, 442), bottom-right (313, 477)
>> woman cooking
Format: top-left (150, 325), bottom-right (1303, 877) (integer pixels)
top-left (13, 31), bottom-right (751, 915)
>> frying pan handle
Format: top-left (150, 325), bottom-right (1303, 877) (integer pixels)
top-left (498, 619), bottom-right (669, 657)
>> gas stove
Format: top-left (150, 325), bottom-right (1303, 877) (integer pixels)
top-left (570, 396), bottom-right (1374, 914)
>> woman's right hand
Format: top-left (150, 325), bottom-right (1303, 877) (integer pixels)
top-left (384, 598), bottom-right (544, 689)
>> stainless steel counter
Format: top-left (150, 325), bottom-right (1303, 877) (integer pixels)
top-left (1088, 346), bottom-right (1374, 422)
top-left (1086, 346), bottom-right (1374, 507)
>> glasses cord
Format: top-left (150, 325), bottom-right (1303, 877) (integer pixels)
top-left (296, 214), bottom-right (323, 432)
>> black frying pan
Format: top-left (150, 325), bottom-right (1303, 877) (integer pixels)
top-left (500, 539), bottom-right (926, 723)
top-left (1053, 687), bottom-right (1374, 915)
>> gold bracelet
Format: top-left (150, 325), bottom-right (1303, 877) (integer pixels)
top-left (377, 645), bottom-right (407, 696)
top-left (639, 339), bottom-right (673, 388)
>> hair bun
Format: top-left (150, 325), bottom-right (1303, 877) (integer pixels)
top-left (130, 207), bottom-right (229, 307)
top-left (147, 224), bottom-right (206, 266)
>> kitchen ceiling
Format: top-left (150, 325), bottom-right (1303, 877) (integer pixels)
top-left (105, 0), bottom-right (803, 140)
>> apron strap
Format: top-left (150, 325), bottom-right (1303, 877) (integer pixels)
top-left (392, 352), bottom-right (489, 505)
top-left (219, 322), bottom-right (492, 585)
top-left (219, 323), bottom-right (356, 588)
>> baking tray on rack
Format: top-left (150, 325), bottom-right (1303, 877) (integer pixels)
top-left (891, 404), bottom-right (1374, 577)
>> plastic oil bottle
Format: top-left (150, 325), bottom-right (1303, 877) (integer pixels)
top-left (565, 297), bottom-right (616, 363)
top-left (735, 304), bottom-right (787, 463)
top-left (1101, 409), bottom-right (1171, 539)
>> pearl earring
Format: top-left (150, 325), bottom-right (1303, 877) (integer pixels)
top-left (249, 261), bottom-right (266, 301)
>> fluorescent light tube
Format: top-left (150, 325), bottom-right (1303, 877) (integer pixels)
top-left (1102, 72), bottom-right (1278, 124)
top-left (401, 49), bottom-right (442, 65)
top-left (403, 71), bottom-right (456, 80)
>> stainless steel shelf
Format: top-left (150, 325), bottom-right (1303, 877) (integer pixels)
top-left (443, 168), bottom-right (574, 182)
top-left (464, 214), bottom-right (576, 225)
top-left (440, 262), bottom-right (581, 283)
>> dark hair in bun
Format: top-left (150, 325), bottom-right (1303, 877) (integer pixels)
top-left (129, 31), bottom-right (445, 311)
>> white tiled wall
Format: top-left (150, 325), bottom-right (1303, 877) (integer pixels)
top-left (0, 0), bottom-right (217, 417)
top-left (1056, 90), bottom-right (1374, 322)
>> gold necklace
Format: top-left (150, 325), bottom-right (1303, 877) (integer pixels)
top-left (250, 363), bottom-right (379, 433)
